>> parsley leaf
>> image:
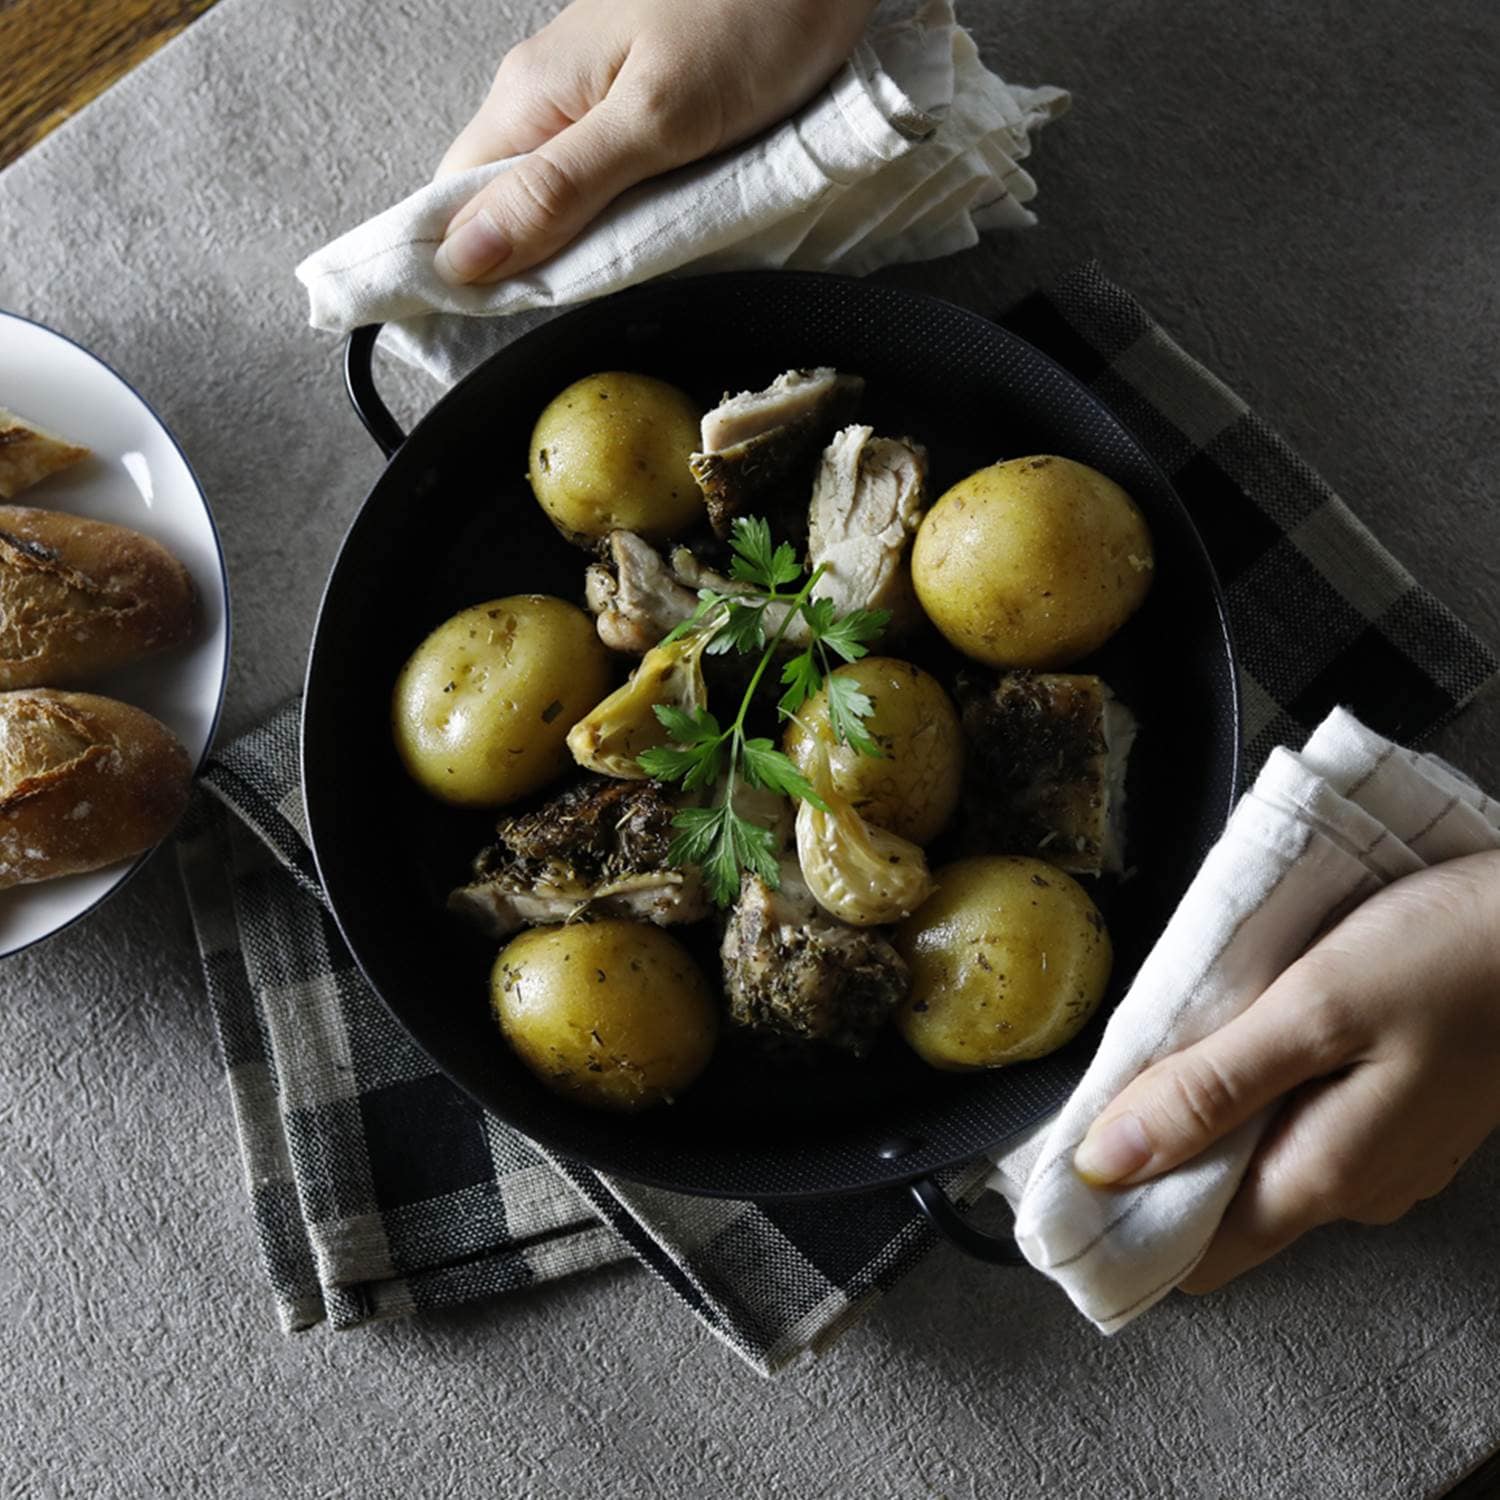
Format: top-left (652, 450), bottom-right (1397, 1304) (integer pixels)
top-left (730, 814), bottom-right (781, 888)
top-left (666, 805), bottom-right (726, 866)
top-left (728, 516), bottom-right (801, 591)
top-left (799, 596), bottom-right (840, 636)
top-left (659, 590), bottom-right (730, 647)
top-left (740, 738), bottom-right (828, 810)
top-left (777, 649), bottom-right (822, 718)
top-left (637, 742), bottom-right (723, 790)
top-left (652, 704), bottom-right (721, 744)
top-left (825, 672), bottom-right (883, 757)
top-left (817, 606), bottom-right (890, 663)
top-left (639, 705), bottom-right (726, 790)
top-left (666, 804), bottom-right (765, 906)
top-left (706, 600), bottom-right (765, 656)
top-left (634, 515), bottom-right (888, 905)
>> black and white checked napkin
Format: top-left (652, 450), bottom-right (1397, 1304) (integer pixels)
top-left (176, 263), bottom-right (1497, 1374)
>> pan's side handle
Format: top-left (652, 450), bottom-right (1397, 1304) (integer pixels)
top-left (908, 1176), bottom-right (1026, 1264)
top-left (344, 324), bottom-right (407, 458)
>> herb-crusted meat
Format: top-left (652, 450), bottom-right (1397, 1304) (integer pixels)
top-left (487, 776), bottom-right (675, 869)
top-left (720, 856), bottom-right (909, 1057)
top-left (959, 671), bottom-right (1137, 875)
top-left (450, 776), bottom-right (708, 938)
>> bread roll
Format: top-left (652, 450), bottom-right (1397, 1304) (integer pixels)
top-left (0, 409), bottom-right (89, 499)
top-left (0, 505), bottom-right (196, 689)
top-left (0, 690), bottom-right (192, 889)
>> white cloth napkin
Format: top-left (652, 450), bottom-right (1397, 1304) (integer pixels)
top-left (989, 706), bottom-right (1500, 1333)
top-left (295, 0), bottom-right (1067, 386)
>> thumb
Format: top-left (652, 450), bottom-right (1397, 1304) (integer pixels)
top-left (1072, 968), bottom-right (1355, 1187)
top-left (433, 98), bottom-right (681, 286)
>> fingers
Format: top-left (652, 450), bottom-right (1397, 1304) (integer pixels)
top-left (436, 34), bottom-right (615, 179)
top-left (437, 91), bottom-right (571, 181)
top-left (1073, 960), bottom-right (1361, 1187)
top-left (1178, 1065), bottom-right (1390, 1293)
top-left (1176, 1134), bottom-right (1327, 1292)
top-left (434, 94), bottom-right (683, 285)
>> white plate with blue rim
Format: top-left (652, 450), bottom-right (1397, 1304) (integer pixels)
top-left (0, 311), bottom-right (230, 958)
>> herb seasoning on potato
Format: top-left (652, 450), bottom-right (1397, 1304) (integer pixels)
top-left (784, 657), bottom-right (963, 845)
top-left (911, 455), bottom-right (1154, 669)
top-left (528, 372), bottom-right (705, 546)
top-left (392, 594), bottom-right (611, 808)
top-left (895, 856), bottom-right (1112, 1070)
top-left (491, 919), bottom-right (717, 1111)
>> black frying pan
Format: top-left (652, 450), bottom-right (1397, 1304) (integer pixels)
top-left (302, 271), bottom-right (1240, 1260)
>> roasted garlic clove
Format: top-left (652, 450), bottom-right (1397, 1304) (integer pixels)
top-left (567, 630), bottom-right (711, 779)
top-left (794, 750), bottom-right (933, 926)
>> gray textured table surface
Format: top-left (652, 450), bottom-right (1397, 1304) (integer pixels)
top-left (3, 1), bottom-right (1499, 1496)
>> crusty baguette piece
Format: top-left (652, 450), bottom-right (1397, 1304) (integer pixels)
top-left (0, 689), bottom-right (191, 889)
top-left (0, 505), bottom-right (197, 689)
top-left (0, 409), bottom-right (90, 499)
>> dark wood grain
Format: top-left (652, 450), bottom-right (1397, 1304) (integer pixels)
top-left (0, 0), bottom-right (219, 169)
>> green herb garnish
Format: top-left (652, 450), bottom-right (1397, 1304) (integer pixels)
top-left (636, 517), bottom-right (890, 904)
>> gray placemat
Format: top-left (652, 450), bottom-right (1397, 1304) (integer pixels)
top-left (3, 0), bottom-right (1499, 1494)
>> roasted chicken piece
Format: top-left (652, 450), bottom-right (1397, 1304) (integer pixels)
top-left (806, 425), bottom-right (926, 630)
top-left (721, 853), bottom-right (910, 1058)
top-left (585, 530), bottom-right (702, 655)
top-left (666, 545), bottom-right (805, 639)
top-left (690, 368), bottom-right (864, 539)
top-left (959, 672), bottom-right (1137, 876)
top-left (586, 419), bottom-right (923, 657)
top-left (586, 531), bottom-right (805, 654)
top-left (449, 777), bottom-right (708, 939)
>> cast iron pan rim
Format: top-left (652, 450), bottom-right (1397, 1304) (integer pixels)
top-left (302, 268), bottom-right (1243, 1203)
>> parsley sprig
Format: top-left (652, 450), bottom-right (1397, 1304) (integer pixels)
top-left (637, 518), bottom-right (889, 904)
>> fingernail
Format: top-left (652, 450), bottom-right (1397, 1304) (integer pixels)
top-left (1074, 1113), bottom-right (1151, 1186)
top-left (434, 210), bottom-right (510, 285)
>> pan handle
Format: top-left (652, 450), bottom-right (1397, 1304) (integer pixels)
top-left (344, 324), bottom-right (407, 458)
top-left (908, 1176), bottom-right (1026, 1264)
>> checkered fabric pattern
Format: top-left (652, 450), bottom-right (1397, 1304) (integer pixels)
top-left (176, 263), bottom-right (1497, 1375)
top-left (177, 707), bottom-right (979, 1373)
top-left (1008, 262), bottom-right (1498, 766)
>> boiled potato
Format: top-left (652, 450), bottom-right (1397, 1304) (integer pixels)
top-left (784, 657), bottom-right (962, 844)
top-left (895, 856), bottom-right (1111, 1070)
top-left (911, 456), bottom-right (1154, 668)
top-left (529, 372), bottom-right (705, 545)
top-left (393, 594), bottom-right (611, 808)
top-left (491, 920), bottom-right (718, 1111)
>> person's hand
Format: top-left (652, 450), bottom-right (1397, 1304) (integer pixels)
top-left (432, 0), bottom-right (878, 286)
top-left (1073, 849), bottom-right (1500, 1292)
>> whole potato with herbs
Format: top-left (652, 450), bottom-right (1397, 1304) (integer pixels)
top-left (529, 372), bottom-right (705, 545)
top-left (393, 595), bottom-right (611, 808)
top-left (911, 456), bottom-right (1154, 668)
top-left (895, 856), bottom-right (1112, 1070)
top-left (783, 657), bottom-right (962, 844)
top-left (491, 920), bottom-right (718, 1111)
